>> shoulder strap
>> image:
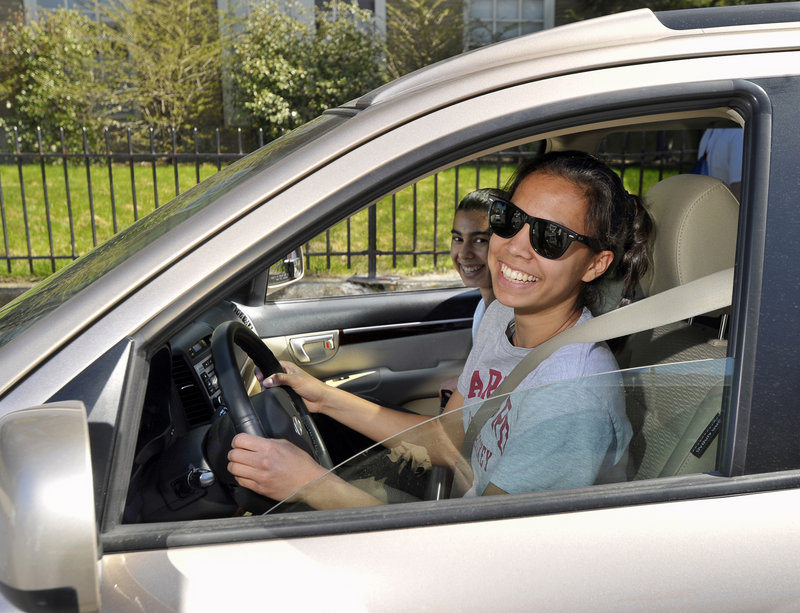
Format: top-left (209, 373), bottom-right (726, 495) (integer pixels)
top-left (460, 267), bottom-right (734, 458)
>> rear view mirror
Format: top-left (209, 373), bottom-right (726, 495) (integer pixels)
top-left (0, 403), bottom-right (100, 613)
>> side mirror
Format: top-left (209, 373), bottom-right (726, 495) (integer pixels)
top-left (240, 248), bottom-right (305, 306)
top-left (0, 403), bottom-right (100, 613)
top-left (266, 248), bottom-right (305, 296)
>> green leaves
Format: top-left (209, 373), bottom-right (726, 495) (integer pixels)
top-left (386, 0), bottom-right (465, 79)
top-left (0, 0), bottom-right (464, 146)
top-left (229, 0), bottom-right (387, 139)
top-left (0, 8), bottom-right (122, 150)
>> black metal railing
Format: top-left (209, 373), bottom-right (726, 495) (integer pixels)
top-left (0, 126), bottom-right (700, 278)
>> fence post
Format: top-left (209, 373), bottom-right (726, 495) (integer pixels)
top-left (367, 203), bottom-right (377, 279)
top-left (194, 128), bottom-right (201, 185)
top-left (0, 128), bottom-right (10, 273)
top-left (105, 128), bottom-right (118, 234)
top-left (60, 128), bottom-right (77, 259)
top-left (83, 128), bottom-right (98, 247)
top-left (412, 183), bottom-right (418, 267)
top-left (172, 128), bottom-right (179, 197)
top-left (15, 127), bottom-right (34, 273)
top-left (149, 128), bottom-right (159, 208)
top-left (36, 127), bottom-right (56, 272)
top-left (127, 128), bottom-right (139, 221)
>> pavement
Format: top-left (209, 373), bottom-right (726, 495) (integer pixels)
top-left (1, 272), bottom-right (463, 308)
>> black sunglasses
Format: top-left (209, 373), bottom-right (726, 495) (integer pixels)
top-left (488, 197), bottom-right (602, 260)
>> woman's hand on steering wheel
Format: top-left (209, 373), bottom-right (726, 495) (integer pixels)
top-left (260, 361), bottom-right (334, 415)
top-left (227, 432), bottom-right (327, 502)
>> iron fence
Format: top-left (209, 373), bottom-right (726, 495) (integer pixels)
top-left (0, 126), bottom-right (700, 278)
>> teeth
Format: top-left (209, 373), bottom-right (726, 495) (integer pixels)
top-left (501, 263), bottom-right (539, 283)
top-left (461, 264), bottom-right (483, 273)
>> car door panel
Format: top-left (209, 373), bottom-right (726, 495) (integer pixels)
top-left (98, 485), bottom-right (800, 612)
top-left (245, 287), bottom-right (478, 413)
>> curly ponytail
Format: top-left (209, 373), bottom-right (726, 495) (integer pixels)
top-left (615, 193), bottom-right (652, 305)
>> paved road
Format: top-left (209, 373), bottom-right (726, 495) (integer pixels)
top-left (1, 273), bottom-right (463, 308)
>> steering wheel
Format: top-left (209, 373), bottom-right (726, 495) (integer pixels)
top-left (205, 320), bottom-right (332, 512)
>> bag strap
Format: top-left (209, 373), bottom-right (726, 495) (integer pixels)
top-left (460, 267), bottom-right (734, 458)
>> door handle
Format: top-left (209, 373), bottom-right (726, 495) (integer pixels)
top-left (289, 332), bottom-right (339, 364)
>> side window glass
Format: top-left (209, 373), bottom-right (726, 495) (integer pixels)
top-left (268, 358), bottom-right (731, 513)
top-left (266, 150), bottom-right (528, 301)
top-left (266, 125), bottom-right (737, 302)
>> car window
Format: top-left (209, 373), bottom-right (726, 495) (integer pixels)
top-left (268, 358), bottom-right (731, 513)
top-left (265, 147), bottom-right (533, 301)
top-left (264, 126), bottom-right (719, 303)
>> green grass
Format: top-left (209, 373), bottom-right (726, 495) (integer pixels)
top-left (0, 161), bottom-right (221, 278)
top-left (0, 160), bottom-right (676, 281)
top-left (306, 162), bottom-right (518, 277)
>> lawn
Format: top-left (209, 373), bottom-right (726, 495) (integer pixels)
top-left (0, 160), bottom-right (675, 281)
top-left (0, 161), bottom-right (221, 278)
top-left (305, 164), bottom-right (676, 278)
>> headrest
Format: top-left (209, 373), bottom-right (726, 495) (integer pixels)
top-left (642, 174), bottom-right (738, 297)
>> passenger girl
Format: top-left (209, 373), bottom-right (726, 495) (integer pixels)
top-left (440, 188), bottom-right (505, 402)
top-left (227, 150), bottom-right (652, 507)
top-left (450, 188), bottom-right (504, 341)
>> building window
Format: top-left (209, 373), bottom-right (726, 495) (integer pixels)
top-left (23, 0), bottom-right (105, 21)
top-left (468, 0), bottom-right (554, 47)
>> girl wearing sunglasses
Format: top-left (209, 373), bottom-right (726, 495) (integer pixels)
top-left (452, 150), bottom-right (652, 495)
top-left (228, 151), bottom-right (652, 507)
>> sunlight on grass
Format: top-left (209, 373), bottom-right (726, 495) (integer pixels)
top-left (1, 159), bottom-right (676, 280)
top-left (0, 162), bottom-right (219, 277)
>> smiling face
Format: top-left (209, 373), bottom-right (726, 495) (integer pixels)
top-left (488, 171), bottom-right (613, 320)
top-left (451, 209), bottom-right (492, 290)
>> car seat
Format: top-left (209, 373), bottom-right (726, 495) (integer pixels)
top-left (619, 174), bottom-right (739, 480)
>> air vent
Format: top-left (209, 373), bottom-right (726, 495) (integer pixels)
top-left (171, 353), bottom-right (213, 427)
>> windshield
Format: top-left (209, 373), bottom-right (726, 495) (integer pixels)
top-left (268, 358), bottom-right (731, 513)
top-left (0, 114), bottom-right (349, 349)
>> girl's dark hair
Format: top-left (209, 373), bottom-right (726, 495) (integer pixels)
top-left (456, 187), bottom-right (508, 214)
top-left (505, 150), bottom-right (652, 310)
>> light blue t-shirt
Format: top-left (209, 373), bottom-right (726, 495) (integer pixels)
top-left (698, 128), bottom-right (743, 187)
top-left (456, 301), bottom-right (630, 496)
top-left (471, 298), bottom-right (487, 345)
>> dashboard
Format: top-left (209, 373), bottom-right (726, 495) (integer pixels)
top-left (126, 302), bottom-right (256, 523)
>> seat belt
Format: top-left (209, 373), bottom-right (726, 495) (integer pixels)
top-left (460, 267), bottom-right (734, 458)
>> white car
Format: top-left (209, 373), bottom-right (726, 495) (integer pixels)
top-left (2, 4), bottom-right (800, 611)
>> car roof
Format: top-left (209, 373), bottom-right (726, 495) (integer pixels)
top-left (353, 3), bottom-right (800, 112)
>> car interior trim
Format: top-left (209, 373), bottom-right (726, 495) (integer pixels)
top-left (339, 318), bottom-right (473, 346)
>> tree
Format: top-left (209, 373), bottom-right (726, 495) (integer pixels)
top-left (385, 0), bottom-right (465, 79)
top-left (0, 8), bottom-right (124, 149)
top-left (100, 0), bottom-right (225, 139)
top-left (229, 0), bottom-right (386, 139)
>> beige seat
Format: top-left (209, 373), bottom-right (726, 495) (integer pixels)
top-left (619, 174), bottom-right (739, 481)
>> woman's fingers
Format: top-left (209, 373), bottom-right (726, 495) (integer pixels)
top-left (227, 433), bottom-right (326, 500)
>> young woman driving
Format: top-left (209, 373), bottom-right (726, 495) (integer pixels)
top-left (227, 150), bottom-right (652, 508)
